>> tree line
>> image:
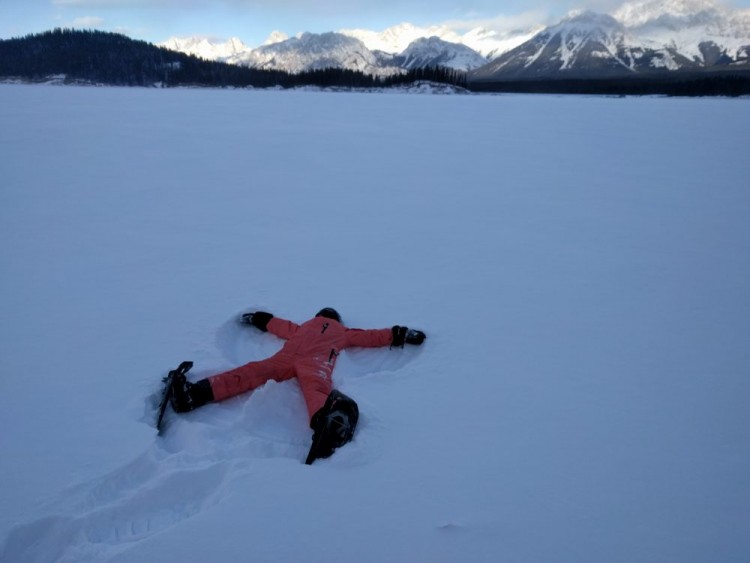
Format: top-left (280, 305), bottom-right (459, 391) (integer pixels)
top-left (0, 28), bottom-right (467, 90)
top-left (468, 73), bottom-right (750, 97)
top-left (3, 28), bottom-right (745, 95)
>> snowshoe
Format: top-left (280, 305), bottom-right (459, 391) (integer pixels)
top-left (171, 374), bottom-right (213, 413)
top-left (305, 390), bottom-right (359, 464)
top-left (156, 361), bottom-right (193, 433)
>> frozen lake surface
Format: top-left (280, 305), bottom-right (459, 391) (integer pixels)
top-left (1, 84), bottom-right (749, 562)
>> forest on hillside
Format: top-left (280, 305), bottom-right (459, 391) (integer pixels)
top-left (0, 29), bottom-right (467, 90)
top-left (1, 28), bottom-right (747, 95)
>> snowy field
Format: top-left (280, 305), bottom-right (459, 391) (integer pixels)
top-left (1, 84), bottom-right (749, 562)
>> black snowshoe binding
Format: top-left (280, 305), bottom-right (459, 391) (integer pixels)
top-left (170, 373), bottom-right (213, 413)
top-left (157, 361), bottom-right (192, 434)
top-left (305, 390), bottom-right (359, 464)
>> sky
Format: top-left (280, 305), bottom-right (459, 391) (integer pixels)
top-left (1, 0), bottom-right (749, 46)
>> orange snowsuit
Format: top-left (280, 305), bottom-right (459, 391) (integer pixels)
top-left (207, 316), bottom-right (392, 420)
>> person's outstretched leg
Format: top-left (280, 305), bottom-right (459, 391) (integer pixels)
top-left (172, 353), bottom-right (295, 414)
top-left (295, 357), bottom-right (335, 421)
top-left (207, 353), bottom-right (295, 402)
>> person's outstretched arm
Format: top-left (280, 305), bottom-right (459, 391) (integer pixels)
top-left (242, 311), bottom-right (300, 340)
top-left (345, 325), bottom-right (426, 349)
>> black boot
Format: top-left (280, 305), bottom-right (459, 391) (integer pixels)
top-left (171, 376), bottom-right (214, 413)
top-left (307, 390), bottom-right (359, 462)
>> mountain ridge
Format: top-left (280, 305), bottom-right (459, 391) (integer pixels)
top-left (159, 0), bottom-right (749, 78)
top-left (471, 5), bottom-right (749, 80)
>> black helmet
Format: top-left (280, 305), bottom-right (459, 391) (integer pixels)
top-left (316, 307), bottom-right (341, 323)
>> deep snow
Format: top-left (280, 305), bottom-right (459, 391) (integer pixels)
top-left (1, 85), bottom-right (749, 562)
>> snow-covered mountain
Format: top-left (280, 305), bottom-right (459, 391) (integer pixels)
top-left (162, 32), bottom-right (403, 75)
top-left (161, 31), bottom-right (489, 75)
top-left (161, 36), bottom-right (250, 62)
top-left (472, 11), bottom-right (665, 79)
top-left (240, 32), bottom-right (399, 76)
top-left (614, 0), bottom-right (750, 63)
top-left (391, 36), bottom-right (489, 71)
top-left (472, 0), bottom-right (750, 80)
top-left (338, 22), bottom-right (538, 59)
top-left (159, 22), bottom-right (535, 74)
top-left (160, 0), bottom-right (750, 78)
top-left (458, 25), bottom-right (546, 60)
top-left (340, 22), bottom-right (462, 54)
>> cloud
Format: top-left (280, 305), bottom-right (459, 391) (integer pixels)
top-left (53, 0), bottom-right (116, 5)
top-left (54, 0), bottom-right (146, 5)
top-left (52, 0), bottom-right (180, 7)
top-left (72, 16), bottom-right (105, 27)
top-left (44, 0), bottom-right (568, 14)
top-left (440, 9), bottom-right (554, 34)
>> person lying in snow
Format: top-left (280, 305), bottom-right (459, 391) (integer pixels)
top-left (170, 307), bottom-right (425, 460)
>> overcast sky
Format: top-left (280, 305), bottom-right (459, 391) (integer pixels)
top-left (1, 0), bottom-right (749, 46)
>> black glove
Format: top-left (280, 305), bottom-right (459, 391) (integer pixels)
top-left (240, 311), bottom-right (273, 332)
top-left (391, 326), bottom-right (426, 348)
